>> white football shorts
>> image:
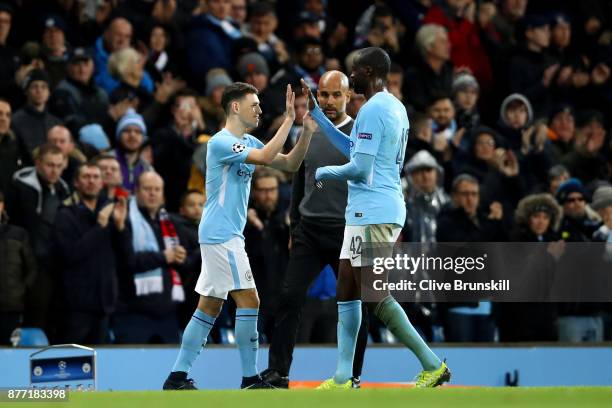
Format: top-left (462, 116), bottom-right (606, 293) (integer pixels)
top-left (195, 237), bottom-right (256, 300)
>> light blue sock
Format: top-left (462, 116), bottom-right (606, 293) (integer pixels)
top-left (172, 309), bottom-right (216, 373)
top-left (375, 296), bottom-right (441, 371)
top-left (235, 308), bottom-right (259, 378)
top-left (333, 300), bottom-right (362, 384)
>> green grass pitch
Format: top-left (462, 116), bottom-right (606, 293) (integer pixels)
top-left (10, 387), bottom-right (612, 408)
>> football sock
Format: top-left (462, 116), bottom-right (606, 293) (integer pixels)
top-left (236, 308), bottom-right (259, 378)
top-left (172, 309), bottom-right (216, 373)
top-left (375, 295), bottom-right (441, 371)
top-left (333, 300), bottom-right (362, 384)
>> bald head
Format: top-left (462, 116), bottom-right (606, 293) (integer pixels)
top-left (106, 18), bottom-right (132, 53)
top-left (47, 125), bottom-right (74, 156)
top-left (320, 70), bottom-right (350, 90)
top-left (317, 70), bottom-right (351, 123)
top-left (136, 171), bottom-right (165, 216)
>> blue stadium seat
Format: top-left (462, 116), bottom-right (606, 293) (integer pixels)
top-left (11, 328), bottom-right (49, 347)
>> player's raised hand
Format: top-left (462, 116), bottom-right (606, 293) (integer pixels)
top-left (285, 84), bottom-right (296, 121)
top-left (303, 111), bottom-right (318, 134)
top-left (300, 78), bottom-right (318, 110)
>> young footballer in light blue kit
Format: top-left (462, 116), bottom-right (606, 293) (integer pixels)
top-left (164, 82), bottom-right (317, 390)
top-left (303, 47), bottom-right (450, 389)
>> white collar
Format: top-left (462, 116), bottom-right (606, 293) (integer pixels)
top-left (335, 115), bottom-right (352, 128)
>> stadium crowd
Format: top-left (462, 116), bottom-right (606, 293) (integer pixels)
top-left (0, 0), bottom-right (611, 347)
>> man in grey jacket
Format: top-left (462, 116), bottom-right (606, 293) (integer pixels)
top-left (5, 143), bottom-right (69, 334)
top-left (262, 71), bottom-right (368, 388)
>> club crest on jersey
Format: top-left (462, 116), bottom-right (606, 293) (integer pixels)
top-left (232, 143), bottom-right (246, 153)
top-left (358, 132), bottom-right (372, 140)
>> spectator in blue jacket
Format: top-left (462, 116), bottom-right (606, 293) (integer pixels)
top-left (93, 17), bottom-right (154, 95)
top-left (184, 0), bottom-right (242, 92)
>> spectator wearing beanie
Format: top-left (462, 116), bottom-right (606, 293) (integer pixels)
top-left (452, 72), bottom-right (481, 137)
top-left (238, 52), bottom-right (284, 137)
top-left (199, 68), bottom-right (232, 133)
top-left (556, 178), bottom-right (601, 242)
top-left (11, 69), bottom-right (62, 165)
top-left (111, 109), bottom-right (152, 194)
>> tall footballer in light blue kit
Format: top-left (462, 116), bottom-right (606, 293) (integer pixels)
top-left (163, 82), bottom-right (317, 390)
top-left (304, 47), bottom-right (451, 389)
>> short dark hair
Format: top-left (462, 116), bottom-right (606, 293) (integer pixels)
top-left (250, 2), bottom-right (275, 18)
top-left (74, 161), bottom-right (101, 183)
top-left (221, 82), bottom-right (258, 115)
top-left (427, 92), bottom-right (452, 108)
top-left (373, 5), bottom-right (393, 20)
top-left (179, 189), bottom-right (205, 208)
top-left (296, 36), bottom-right (322, 54)
top-left (35, 143), bottom-right (64, 161)
top-left (354, 47), bottom-right (391, 78)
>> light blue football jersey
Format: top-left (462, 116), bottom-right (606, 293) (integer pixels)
top-left (346, 91), bottom-right (408, 226)
top-left (198, 128), bottom-right (264, 244)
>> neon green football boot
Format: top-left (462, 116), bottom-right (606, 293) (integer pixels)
top-left (316, 378), bottom-right (352, 390)
top-left (415, 361), bottom-right (451, 388)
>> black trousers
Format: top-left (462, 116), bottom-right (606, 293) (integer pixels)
top-left (268, 219), bottom-right (369, 378)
